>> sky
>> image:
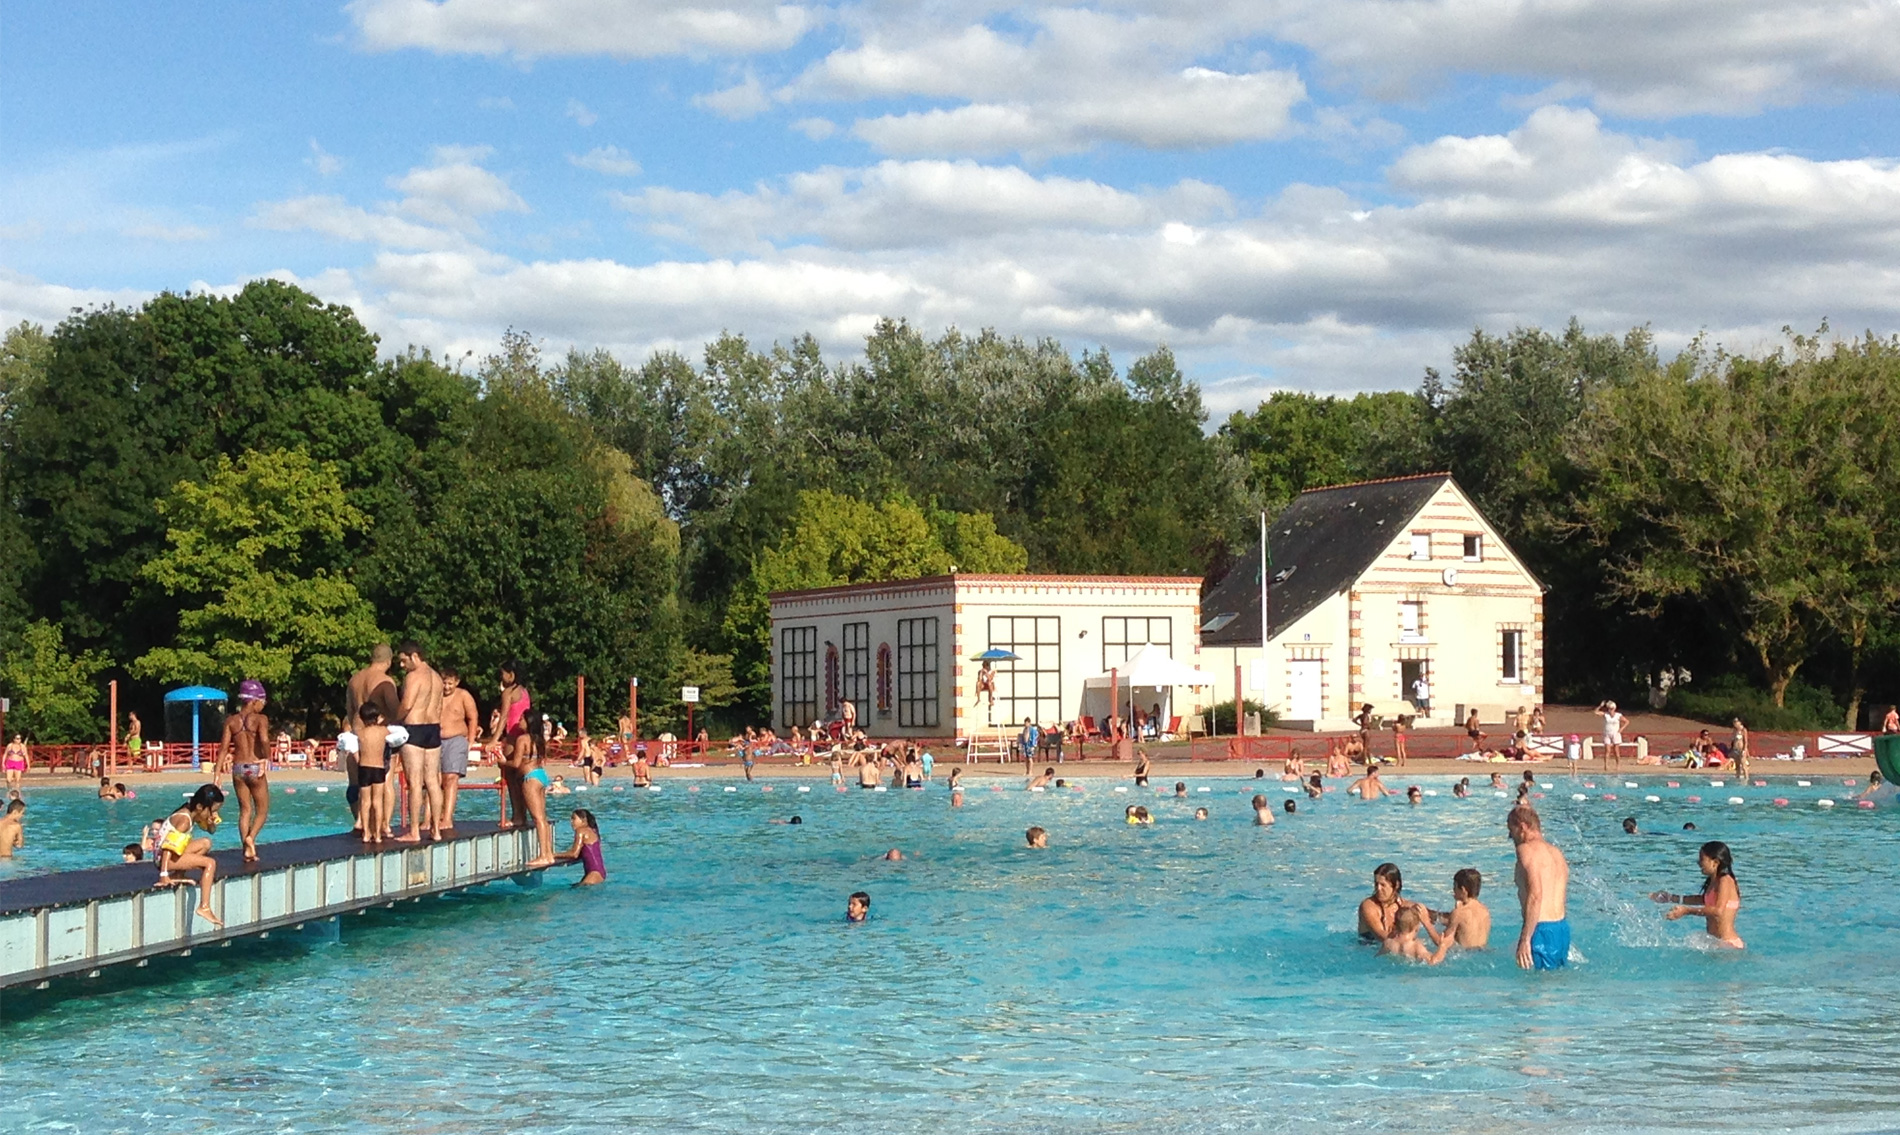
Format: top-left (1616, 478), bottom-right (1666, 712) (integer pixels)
top-left (4, 0), bottom-right (1900, 416)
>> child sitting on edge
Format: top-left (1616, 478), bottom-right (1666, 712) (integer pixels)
top-left (1379, 906), bottom-right (1434, 963)
top-left (1427, 868), bottom-right (1492, 962)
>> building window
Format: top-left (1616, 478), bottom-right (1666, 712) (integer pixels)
top-left (1399, 601), bottom-right (1424, 642)
top-left (1501, 629), bottom-right (1524, 682)
top-left (780, 626), bottom-right (818, 730)
top-left (875, 643), bottom-right (893, 716)
top-left (824, 643), bottom-right (840, 715)
top-left (897, 617), bottom-right (941, 728)
top-left (841, 621), bottom-right (871, 710)
top-left (989, 616), bottom-right (1061, 727)
top-left (1463, 534), bottom-right (1483, 561)
top-left (1410, 532), bottom-right (1432, 560)
top-left (1102, 616), bottom-right (1173, 671)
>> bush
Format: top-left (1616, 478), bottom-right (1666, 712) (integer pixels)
top-left (1208, 698), bottom-right (1278, 734)
top-left (1666, 674), bottom-right (1843, 732)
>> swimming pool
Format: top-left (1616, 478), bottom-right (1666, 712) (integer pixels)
top-left (3, 773), bottom-right (1897, 1134)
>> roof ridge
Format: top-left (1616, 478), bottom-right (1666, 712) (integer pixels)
top-left (1296, 471), bottom-right (1451, 495)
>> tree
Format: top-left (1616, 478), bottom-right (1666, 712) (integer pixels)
top-left (132, 449), bottom-right (381, 720)
top-left (1219, 390), bottom-right (1435, 510)
top-left (0, 620), bottom-right (110, 742)
top-left (722, 490), bottom-right (1028, 703)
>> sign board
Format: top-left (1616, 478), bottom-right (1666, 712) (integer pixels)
top-left (681, 686), bottom-right (700, 703)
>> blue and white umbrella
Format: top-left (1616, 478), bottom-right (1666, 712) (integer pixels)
top-left (971, 648), bottom-right (1021, 662)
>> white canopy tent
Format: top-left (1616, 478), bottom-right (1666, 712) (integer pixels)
top-left (1082, 644), bottom-right (1210, 737)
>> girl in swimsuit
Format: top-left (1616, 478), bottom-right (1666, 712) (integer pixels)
top-left (156, 784), bottom-right (227, 927)
top-left (520, 719), bottom-right (556, 868)
top-left (219, 679), bottom-right (272, 861)
top-left (552, 808), bottom-right (606, 885)
top-left (1652, 840), bottom-right (1745, 948)
top-left (4, 735), bottom-right (28, 791)
top-left (497, 662), bottom-right (533, 830)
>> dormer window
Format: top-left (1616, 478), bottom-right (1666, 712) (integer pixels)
top-left (1409, 532), bottom-right (1431, 561)
top-left (1463, 534), bottom-right (1483, 561)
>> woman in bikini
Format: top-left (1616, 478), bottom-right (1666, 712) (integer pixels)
top-left (497, 661), bottom-right (533, 830)
top-left (218, 679), bottom-right (273, 861)
top-left (552, 808), bottom-right (606, 885)
top-left (1651, 841), bottom-right (1745, 949)
top-left (156, 783), bottom-right (228, 927)
top-left (520, 720), bottom-right (556, 868)
top-left (3, 734), bottom-right (28, 792)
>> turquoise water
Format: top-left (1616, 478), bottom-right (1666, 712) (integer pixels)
top-left (3, 771), bottom-right (1898, 1134)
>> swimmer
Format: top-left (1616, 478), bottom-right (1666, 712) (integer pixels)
top-left (847, 891), bottom-right (870, 923)
top-left (1379, 906), bottom-right (1435, 963)
top-left (550, 808), bottom-right (606, 885)
top-left (1358, 863), bottom-right (1405, 941)
top-left (1347, 762), bottom-right (1395, 799)
top-left (1489, 772), bottom-right (1505, 790)
top-left (0, 799), bottom-right (24, 857)
top-left (1650, 840), bottom-right (1744, 948)
top-left (947, 767), bottom-right (962, 792)
top-left (1622, 817), bottom-right (1640, 834)
top-left (1252, 794), bottom-right (1275, 825)
top-left (858, 758), bottom-right (882, 789)
top-left (121, 843), bottom-right (144, 863)
top-left (768, 815), bottom-right (804, 825)
top-left (1133, 749), bottom-right (1151, 786)
top-left (1283, 799), bottom-right (1296, 815)
top-left (883, 848), bottom-right (903, 861)
top-left (1027, 766), bottom-right (1056, 789)
top-left (951, 787), bottom-right (965, 808)
top-left (1194, 807), bottom-right (1209, 820)
top-left (548, 775), bottom-right (572, 796)
top-left (1254, 768), bottom-right (1267, 779)
top-left (1305, 773), bottom-right (1324, 799)
top-left (1510, 807), bottom-right (1571, 970)
top-left (155, 784), bottom-right (227, 927)
top-left (218, 678), bottom-right (272, 861)
top-left (1174, 781), bottom-right (1188, 798)
top-left (97, 776), bottom-right (116, 800)
top-left (1683, 822), bottom-right (1697, 831)
top-left (1453, 778), bottom-right (1470, 799)
top-left (1025, 826), bottom-right (1048, 848)
top-left (1125, 804), bottom-right (1141, 825)
top-left (354, 704), bottom-right (392, 845)
top-left (1426, 868), bottom-right (1491, 961)
top-left (1406, 785), bottom-right (1422, 805)
top-left (114, 782), bottom-right (133, 800)
top-left (1134, 806), bottom-right (1154, 825)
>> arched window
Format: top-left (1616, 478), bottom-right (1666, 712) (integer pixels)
top-left (824, 643), bottom-right (840, 715)
top-left (875, 643), bottom-right (893, 715)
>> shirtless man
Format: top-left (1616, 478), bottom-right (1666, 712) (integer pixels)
top-left (217, 679), bottom-right (273, 861)
top-left (396, 641), bottom-right (445, 841)
top-left (0, 799), bottom-right (24, 857)
top-left (438, 667), bottom-right (480, 831)
top-left (1510, 807), bottom-right (1571, 970)
top-left (1346, 761), bottom-right (1394, 799)
top-left (345, 644), bottom-right (402, 831)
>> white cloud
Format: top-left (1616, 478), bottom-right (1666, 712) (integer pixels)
top-left (789, 12), bottom-right (1307, 157)
top-left (307, 139), bottom-right (345, 176)
top-left (0, 269), bottom-right (151, 330)
top-left (791, 117), bottom-right (836, 141)
top-left (569, 145), bottom-right (643, 177)
top-left (123, 222), bottom-right (217, 242)
top-left (695, 74), bottom-right (771, 119)
top-left (1267, 0), bottom-right (1900, 117)
top-left (387, 144), bottom-right (528, 228)
top-left (250, 145), bottom-right (526, 249)
top-left (347, 0), bottom-right (816, 59)
top-left (565, 98), bottom-right (599, 127)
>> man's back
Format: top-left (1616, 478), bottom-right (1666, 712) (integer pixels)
top-left (1516, 837), bottom-right (1569, 922)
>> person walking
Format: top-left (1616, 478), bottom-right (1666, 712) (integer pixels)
top-left (1510, 807), bottom-right (1571, 970)
top-left (217, 679), bottom-right (273, 861)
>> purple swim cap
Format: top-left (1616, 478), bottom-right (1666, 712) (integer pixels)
top-left (238, 679), bottom-right (267, 702)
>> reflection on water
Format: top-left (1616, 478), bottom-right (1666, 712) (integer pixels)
top-left (3, 773), bottom-right (1898, 1134)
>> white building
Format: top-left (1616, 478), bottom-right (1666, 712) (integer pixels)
top-left (768, 574), bottom-right (1204, 738)
top-left (1199, 473), bottom-right (1546, 731)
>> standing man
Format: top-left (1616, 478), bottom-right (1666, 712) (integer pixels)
top-left (1509, 807), bottom-right (1571, 970)
top-left (345, 644), bottom-right (402, 832)
top-left (1017, 717), bottom-right (1040, 766)
top-left (396, 641), bottom-right (444, 842)
top-left (218, 679), bottom-right (273, 861)
top-left (439, 667), bottom-right (480, 832)
top-left (1411, 670), bottom-right (1431, 718)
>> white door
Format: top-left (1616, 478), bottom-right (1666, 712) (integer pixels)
top-left (1288, 661), bottom-right (1323, 721)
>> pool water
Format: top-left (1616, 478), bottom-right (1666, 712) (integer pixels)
top-left (3, 773), bottom-right (1898, 1134)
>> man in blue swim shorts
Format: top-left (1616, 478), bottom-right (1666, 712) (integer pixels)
top-left (1509, 805), bottom-right (1571, 970)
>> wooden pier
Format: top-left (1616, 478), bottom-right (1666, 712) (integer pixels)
top-left (0, 822), bottom-right (545, 992)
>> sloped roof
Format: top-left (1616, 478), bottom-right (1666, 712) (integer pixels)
top-left (1200, 473), bottom-right (1452, 647)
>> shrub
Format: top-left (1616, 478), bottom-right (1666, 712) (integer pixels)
top-left (1666, 674), bottom-right (1843, 732)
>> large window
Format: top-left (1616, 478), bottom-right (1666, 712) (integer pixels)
top-left (1102, 616), bottom-right (1173, 670)
top-left (780, 626), bottom-right (818, 730)
top-left (1501, 629), bottom-right (1524, 682)
top-left (989, 616), bottom-right (1061, 727)
top-left (841, 621), bottom-right (871, 710)
top-left (897, 617), bottom-right (941, 728)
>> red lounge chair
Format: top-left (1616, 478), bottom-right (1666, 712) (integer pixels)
top-left (1166, 716), bottom-right (1182, 738)
top-left (1080, 715), bottom-right (1100, 740)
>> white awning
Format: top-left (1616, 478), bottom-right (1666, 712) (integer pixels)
top-left (1089, 643), bottom-right (1211, 688)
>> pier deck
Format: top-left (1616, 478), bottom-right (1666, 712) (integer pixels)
top-left (0, 823), bottom-right (544, 991)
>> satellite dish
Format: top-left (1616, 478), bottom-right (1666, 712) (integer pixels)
top-left (1441, 567), bottom-right (1459, 586)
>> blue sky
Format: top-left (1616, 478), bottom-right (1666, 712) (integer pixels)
top-left (5, 0), bottom-right (1900, 413)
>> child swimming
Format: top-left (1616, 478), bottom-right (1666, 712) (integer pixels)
top-left (1651, 840), bottom-right (1744, 948)
top-left (551, 808), bottom-right (606, 885)
top-left (846, 891), bottom-right (870, 922)
top-left (1427, 868), bottom-right (1491, 961)
top-left (1251, 794), bottom-right (1275, 825)
top-left (1379, 906), bottom-right (1435, 963)
top-left (1025, 826), bottom-right (1048, 848)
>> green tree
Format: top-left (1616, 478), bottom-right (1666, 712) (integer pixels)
top-left (131, 449), bottom-right (380, 718)
top-left (0, 620), bottom-right (110, 742)
top-left (1219, 390), bottom-right (1435, 509)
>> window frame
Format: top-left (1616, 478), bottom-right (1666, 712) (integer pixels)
top-left (1101, 615), bottom-right (1174, 672)
top-left (780, 625), bottom-right (818, 731)
top-left (1463, 533), bottom-right (1483, 562)
top-left (1410, 532), bottom-right (1432, 561)
top-left (896, 617), bottom-right (941, 728)
top-left (841, 621), bottom-right (871, 710)
top-left (1501, 628), bottom-right (1524, 682)
top-left (988, 615), bottom-right (1062, 727)
top-left (1399, 601), bottom-right (1425, 642)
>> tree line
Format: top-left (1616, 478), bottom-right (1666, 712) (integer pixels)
top-left (0, 281), bottom-right (1892, 740)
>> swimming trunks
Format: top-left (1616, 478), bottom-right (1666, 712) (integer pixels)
top-left (1529, 918), bottom-right (1571, 970)
top-left (439, 735), bottom-right (470, 776)
top-left (356, 764), bottom-right (389, 788)
top-left (3, 759), bottom-right (24, 771)
top-left (402, 723), bottom-right (442, 750)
